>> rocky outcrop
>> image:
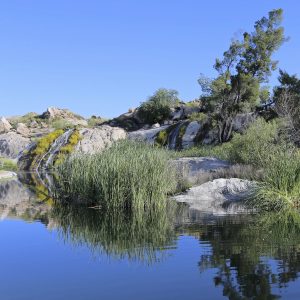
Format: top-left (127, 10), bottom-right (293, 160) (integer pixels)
top-left (172, 157), bottom-right (231, 185)
top-left (181, 121), bottom-right (201, 149)
top-left (75, 126), bottom-right (127, 154)
top-left (128, 125), bottom-right (170, 144)
top-left (41, 107), bottom-right (88, 127)
top-left (0, 117), bottom-right (12, 133)
top-left (232, 113), bottom-right (256, 133)
top-left (16, 123), bottom-right (30, 137)
top-left (172, 178), bottom-right (255, 215)
top-left (0, 132), bottom-right (30, 159)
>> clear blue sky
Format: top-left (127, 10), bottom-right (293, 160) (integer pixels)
top-left (0, 0), bottom-right (299, 118)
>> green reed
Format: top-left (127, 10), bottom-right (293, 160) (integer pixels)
top-left (55, 140), bottom-right (177, 213)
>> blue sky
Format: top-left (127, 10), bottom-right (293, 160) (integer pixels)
top-left (0, 1), bottom-right (299, 118)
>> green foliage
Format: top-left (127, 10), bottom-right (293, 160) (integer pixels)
top-left (273, 70), bottom-right (300, 145)
top-left (176, 118), bottom-right (300, 212)
top-left (33, 129), bottom-right (64, 156)
top-left (227, 118), bottom-right (278, 166)
top-left (138, 88), bottom-right (179, 124)
top-left (87, 116), bottom-right (106, 128)
top-left (54, 130), bottom-right (82, 166)
top-left (8, 112), bottom-right (40, 128)
top-left (188, 112), bottom-right (208, 123)
top-left (254, 146), bottom-right (300, 211)
top-left (56, 140), bottom-right (177, 213)
top-left (51, 118), bottom-right (75, 130)
top-left (0, 157), bottom-right (17, 171)
top-left (199, 9), bottom-right (286, 142)
top-left (155, 129), bottom-right (168, 147)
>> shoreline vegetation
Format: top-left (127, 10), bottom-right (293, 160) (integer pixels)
top-left (2, 9), bottom-right (300, 216)
top-left (52, 6), bottom-right (300, 217)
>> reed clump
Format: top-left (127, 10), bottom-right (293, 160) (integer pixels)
top-left (56, 140), bottom-right (177, 213)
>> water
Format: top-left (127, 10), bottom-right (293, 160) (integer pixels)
top-left (168, 122), bottom-right (183, 150)
top-left (1, 177), bottom-right (300, 299)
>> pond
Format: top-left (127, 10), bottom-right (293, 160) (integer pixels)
top-left (1, 175), bottom-right (300, 299)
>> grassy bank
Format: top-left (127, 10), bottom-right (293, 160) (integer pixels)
top-left (173, 118), bottom-right (300, 212)
top-left (0, 157), bottom-right (17, 171)
top-left (56, 140), bottom-right (177, 213)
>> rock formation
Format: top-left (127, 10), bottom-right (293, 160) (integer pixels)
top-left (75, 126), bottom-right (127, 154)
top-left (16, 123), bottom-right (30, 137)
top-left (0, 132), bottom-right (31, 159)
top-left (41, 107), bottom-right (88, 127)
top-left (172, 178), bottom-right (255, 215)
top-left (0, 117), bottom-right (12, 134)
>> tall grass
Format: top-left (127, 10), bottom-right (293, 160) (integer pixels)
top-left (55, 140), bottom-right (177, 213)
top-left (254, 145), bottom-right (300, 211)
top-left (172, 118), bottom-right (300, 212)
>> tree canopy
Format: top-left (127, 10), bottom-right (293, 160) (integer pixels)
top-left (199, 9), bottom-right (286, 142)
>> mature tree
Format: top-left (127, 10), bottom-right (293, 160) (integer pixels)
top-left (137, 88), bottom-right (179, 124)
top-left (273, 70), bottom-right (300, 145)
top-left (199, 9), bottom-right (286, 142)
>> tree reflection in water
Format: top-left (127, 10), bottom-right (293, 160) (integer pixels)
top-left (190, 211), bottom-right (300, 299)
top-left (4, 174), bottom-right (300, 298)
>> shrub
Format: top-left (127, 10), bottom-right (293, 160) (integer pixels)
top-left (87, 117), bottom-right (106, 127)
top-left (51, 118), bottom-right (75, 130)
top-left (55, 140), bottom-right (177, 213)
top-left (188, 112), bottom-right (208, 123)
top-left (137, 88), bottom-right (179, 124)
top-left (228, 118), bottom-right (278, 166)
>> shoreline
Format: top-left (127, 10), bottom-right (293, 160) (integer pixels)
top-left (0, 171), bottom-right (17, 181)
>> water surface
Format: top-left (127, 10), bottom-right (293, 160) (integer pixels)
top-left (1, 177), bottom-right (300, 299)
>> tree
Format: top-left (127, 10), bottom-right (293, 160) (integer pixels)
top-left (199, 9), bottom-right (286, 142)
top-left (137, 88), bottom-right (179, 124)
top-left (273, 70), bottom-right (300, 145)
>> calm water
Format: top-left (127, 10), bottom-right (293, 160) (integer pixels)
top-left (1, 176), bottom-right (300, 299)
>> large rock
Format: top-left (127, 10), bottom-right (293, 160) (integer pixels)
top-left (0, 132), bottom-right (30, 159)
top-left (75, 126), bottom-right (127, 154)
top-left (172, 157), bottom-right (231, 185)
top-left (0, 117), bottom-right (12, 134)
top-left (16, 123), bottom-right (30, 137)
top-left (128, 125), bottom-right (170, 144)
top-left (232, 113), bottom-right (256, 133)
top-left (181, 121), bottom-right (201, 149)
top-left (172, 178), bottom-right (255, 215)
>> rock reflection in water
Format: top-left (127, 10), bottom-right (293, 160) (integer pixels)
top-left (0, 178), bottom-right (50, 222)
top-left (2, 176), bottom-right (300, 298)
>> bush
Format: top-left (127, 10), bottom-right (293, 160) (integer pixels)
top-left (228, 118), bottom-right (278, 166)
top-left (137, 88), bottom-right (179, 124)
top-left (55, 140), bottom-right (177, 213)
top-left (51, 118), bottom-right (75, 130)
top-left (87, 117), bottom-right (106, 127)
top-left (188, 112), bottom-right (208, 123)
